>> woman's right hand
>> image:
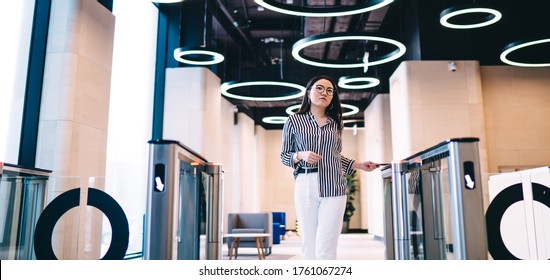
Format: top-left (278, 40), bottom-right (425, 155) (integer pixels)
top-left (297, 151), bottom-right (322, 164)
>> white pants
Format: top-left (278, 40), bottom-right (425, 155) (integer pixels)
top-left (294, 172), bottom-right (347, 260)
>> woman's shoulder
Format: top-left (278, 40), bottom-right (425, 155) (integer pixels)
top-left (288, 112), bottom-right (308, 121)
top-left (286, 112), bottom-right (309, 125)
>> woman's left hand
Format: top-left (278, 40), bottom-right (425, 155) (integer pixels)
top-left (355, 161), bottom-right (380, 172)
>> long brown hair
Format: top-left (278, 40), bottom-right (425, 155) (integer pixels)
top-left (296, 75), bottom-right (343, 130)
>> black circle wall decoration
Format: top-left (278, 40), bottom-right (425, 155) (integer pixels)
top-left (485, 182), bottom-right (550, 260)
top-left (34, 188), bottom-right (129, 260)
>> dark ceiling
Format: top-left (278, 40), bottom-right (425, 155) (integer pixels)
top-left (165, 0), bottom-right (550, 129)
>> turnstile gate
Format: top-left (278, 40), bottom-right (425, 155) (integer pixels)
top-left (0, 163), bottom-right (51, 260)
top-left (143, 140), bottom-right (223, 260)
top-left (382, 138), bottom-right (487, 260)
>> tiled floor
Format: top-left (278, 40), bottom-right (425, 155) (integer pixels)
top-left (221, 231), bottom-right (386, 260)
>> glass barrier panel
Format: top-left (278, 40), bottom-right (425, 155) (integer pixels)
top-left (0, 172), bottom-right (48, 260)
top-left (0, 176), bottom-right (25, 260)
top-left (406, 171), bottom-right (424, 260)
top-left (79, 177), bottom-right (106, 260)
top-left (47, 176), bottom-right (81, 260)
top-left (16, 176), bottom-right (47, 259)
top-left (101, 176), bottom-right (144, 260)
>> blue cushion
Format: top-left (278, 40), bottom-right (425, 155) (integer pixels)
top-left (272, 212), bottom-right (286, 238)
top-left (272, 223), bottom-right (281, 244)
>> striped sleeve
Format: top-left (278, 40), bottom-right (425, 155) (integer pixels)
top-left (341, 155), bottom-right (355, 176)
top-left (280, 117), bottom-right (298, 169)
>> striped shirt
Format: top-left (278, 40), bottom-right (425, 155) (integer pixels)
top-left (280, 111), bottom-right (355, 197)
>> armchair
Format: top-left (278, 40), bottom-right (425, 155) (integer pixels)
top-left (227, 212), bottom-right (273, 255)
top-left (272, 212), bottom-right (286, 244)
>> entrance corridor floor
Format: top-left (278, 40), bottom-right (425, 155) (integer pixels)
top-left (220, 232), bottom-right (386, 260)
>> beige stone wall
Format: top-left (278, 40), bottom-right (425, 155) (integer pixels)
top-left (219, 98), bottom-right (236, 231)
top-left (164, 67), bottom-right (238, 234)
top-left (389, 61), bottom-right (488, 171)
top-left (480, 66), bottom-right (550, 173)
top-left (164, 67), bottom-right (223, 161)
top-left (261, 129), bottom-right (296, 229)
top-left (233, 113), bottom-right (258, 213)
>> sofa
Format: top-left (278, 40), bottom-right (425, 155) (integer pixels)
top-left (227, 212), bottom-right (273, 255)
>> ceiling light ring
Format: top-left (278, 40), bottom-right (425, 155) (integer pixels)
top-left (254, 0), bottom-right (394, 17)
top-left (338, 76), bottom-right (381, 89)
top-left (439, 4), bottom-right (502, 29)
top-left (152, 0), bottom-right (183, 3)
top-left (500, 38), bottom-right (550, 67)
top-left (221, 81), bottom-right (306, 101)
top-left (151, 0), bottom-right (184, 3)
top-left (285, 104), bottom-right (301, 115)
top-left (292, 33), bottom-right (406, 68)
top-left (174, 47), bottom-right (225, 66)
top-left (285, 103), bottom-right (359, 117)
top-left (343, 119), bottom-right (364, 124)
top-left (262, 116), bottom-right (288, 124)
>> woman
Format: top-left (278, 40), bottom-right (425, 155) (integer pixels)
top-left (280, 75), bottom-right (379, 260)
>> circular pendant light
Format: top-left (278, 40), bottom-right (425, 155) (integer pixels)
top-left (152, 0), bottom-right (184, 3)
top-left (343, 119), bottom-right (364, 126)
top-left (340, 104), bottom-right (360, 116)
top-left (174, 47), bottom-right (225, 66)
top-left (338, 76), bottom-right (380, 89)
top-left (292, 32), bottom-right (406, 68)
top-left (253, 0), bottom-right (394, 17)
top-left (440, 4), bottom-right (502, 29)
top-left (500, 38), bottom-right (550, 67)
top-left (285, 103), bottom-right (360, 116)
top-left (151, 0), bottom-right (183, 4)
top-left (285, 104), bottom-right (301, 115)
top-left (262, 116), bottom-right (288, 124)
top-left (221, 81), bottom-right (306, 101)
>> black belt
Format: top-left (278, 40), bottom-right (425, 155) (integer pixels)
top-left (297, 168), bottom-right (318, 174)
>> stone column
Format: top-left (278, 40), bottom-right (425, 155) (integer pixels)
top-left (35, 0), bottom-right (115, 259)
top-left (362, 94), bottom-right (393, 237)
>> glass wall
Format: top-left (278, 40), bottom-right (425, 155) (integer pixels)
top-left (103, 1), bottom-right (159, 257)
top-left (0, 0), bottom-right (36, 163)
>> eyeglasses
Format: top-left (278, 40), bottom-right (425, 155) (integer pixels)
top-left (313, 84), bottom-right (334, 95)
